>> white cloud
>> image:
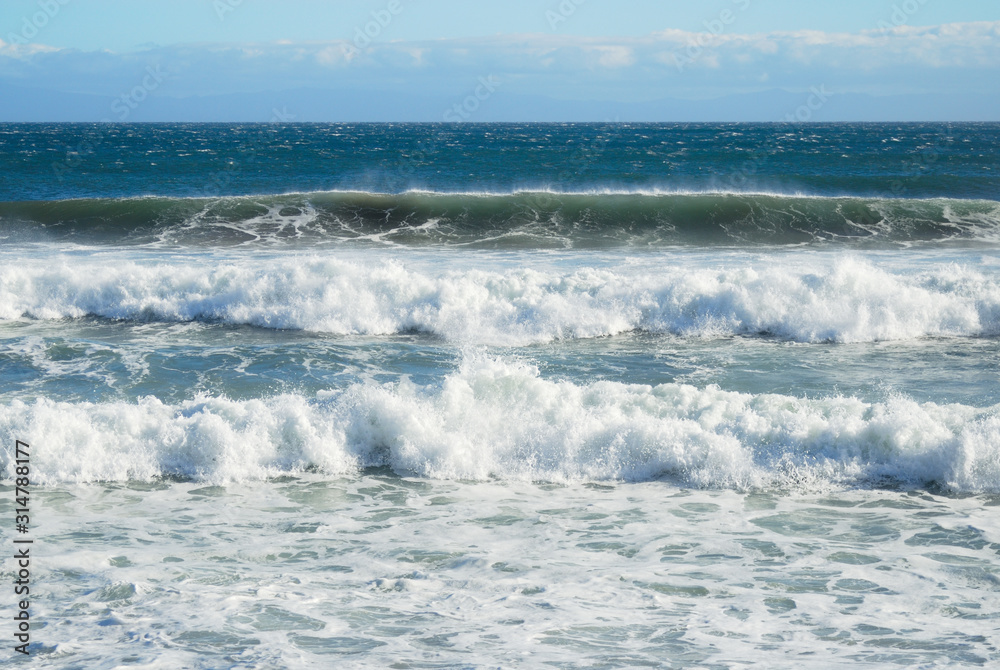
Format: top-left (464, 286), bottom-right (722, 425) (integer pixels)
top-left (315, 45), bottom-right (349, 68)
top-left (589, 46), bottom-right (634, 68)
top-left (648, 21), bottom-right (1000, 69)
top-left (0, 38), bottom-right (60, 60)
top-left (1, 22), bottom-right (997, 104)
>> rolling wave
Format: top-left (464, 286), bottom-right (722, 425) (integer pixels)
top-left (2, 256), bottom-right (998, 344)
top-left (2, 355), bottom-right (997, 491)
top-left (2, 191), bottom-right (999, 248)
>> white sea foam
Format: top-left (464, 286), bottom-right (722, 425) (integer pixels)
top-left (2, 255), bottom-right (999, 344)
top-left (3, 354), bottom-right (998, 490)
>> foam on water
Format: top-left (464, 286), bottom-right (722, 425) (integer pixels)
top-left (3, 354), bottom-right (999, 491)
top-left (3, 192), bottom-right (999, 248)
top-left (2, 255), bottom-right (999, 345)
top-left (28, 478), bottom-right (1000, 668)
top-left (4, 124), bottom-right (1000, 668)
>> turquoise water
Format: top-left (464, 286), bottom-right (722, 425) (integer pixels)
top-left (1, 123), bottom-right (1000, 667)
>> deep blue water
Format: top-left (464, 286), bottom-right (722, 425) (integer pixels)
top-left (2, 122), bottom-right (998, 201)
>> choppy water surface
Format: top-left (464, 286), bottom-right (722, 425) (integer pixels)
top-left (2, 123), bottom-right (1000, 667)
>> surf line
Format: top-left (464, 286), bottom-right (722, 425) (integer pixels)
top-left (11, 440), bottom-right (32, 656)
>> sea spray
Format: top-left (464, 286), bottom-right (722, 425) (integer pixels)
top-left (2, 256), bottom-right (997, 344)
top-left (2, 192), bottom-right (999, 248)
top-left (3, 353), bottom-right (998, 491)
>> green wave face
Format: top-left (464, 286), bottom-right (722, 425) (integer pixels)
top-left (2, 191), bottom-right (1000, 248)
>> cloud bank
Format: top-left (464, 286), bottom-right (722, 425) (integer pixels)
top-left (1, 22), bottom-right (998, 121)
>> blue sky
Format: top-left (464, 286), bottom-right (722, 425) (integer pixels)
top-left (1, 0), bottom-right (999, 121)
top-left (3, 0), bottom-right (1000, 49)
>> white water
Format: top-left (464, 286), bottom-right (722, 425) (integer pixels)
top-left (3, 354), bottom-right (998, 492)
top-left (20, 477), bottom-right (1000, 669)
top-left (2, 253), bottom-right (999, 345)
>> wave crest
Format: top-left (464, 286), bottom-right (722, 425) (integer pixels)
top-left (2, 257), bottom-right (997, 344)
top-left (3, 191), bottom-right (999, 248)
top-left (3, 355), bottom-right (998, 491)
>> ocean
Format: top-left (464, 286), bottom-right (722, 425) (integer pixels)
top-left (1, 122), bottom-right (999, 668)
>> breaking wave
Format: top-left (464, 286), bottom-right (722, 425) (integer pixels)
top-left (2, 256), bottom-right (999, 345)
top-left (2, 191), bottom-right (999, 248)
top-left (2, 354), bottom-right (998, 491)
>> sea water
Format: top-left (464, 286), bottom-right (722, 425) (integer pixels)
top-left (1, 123), bottom-right (999, 667)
